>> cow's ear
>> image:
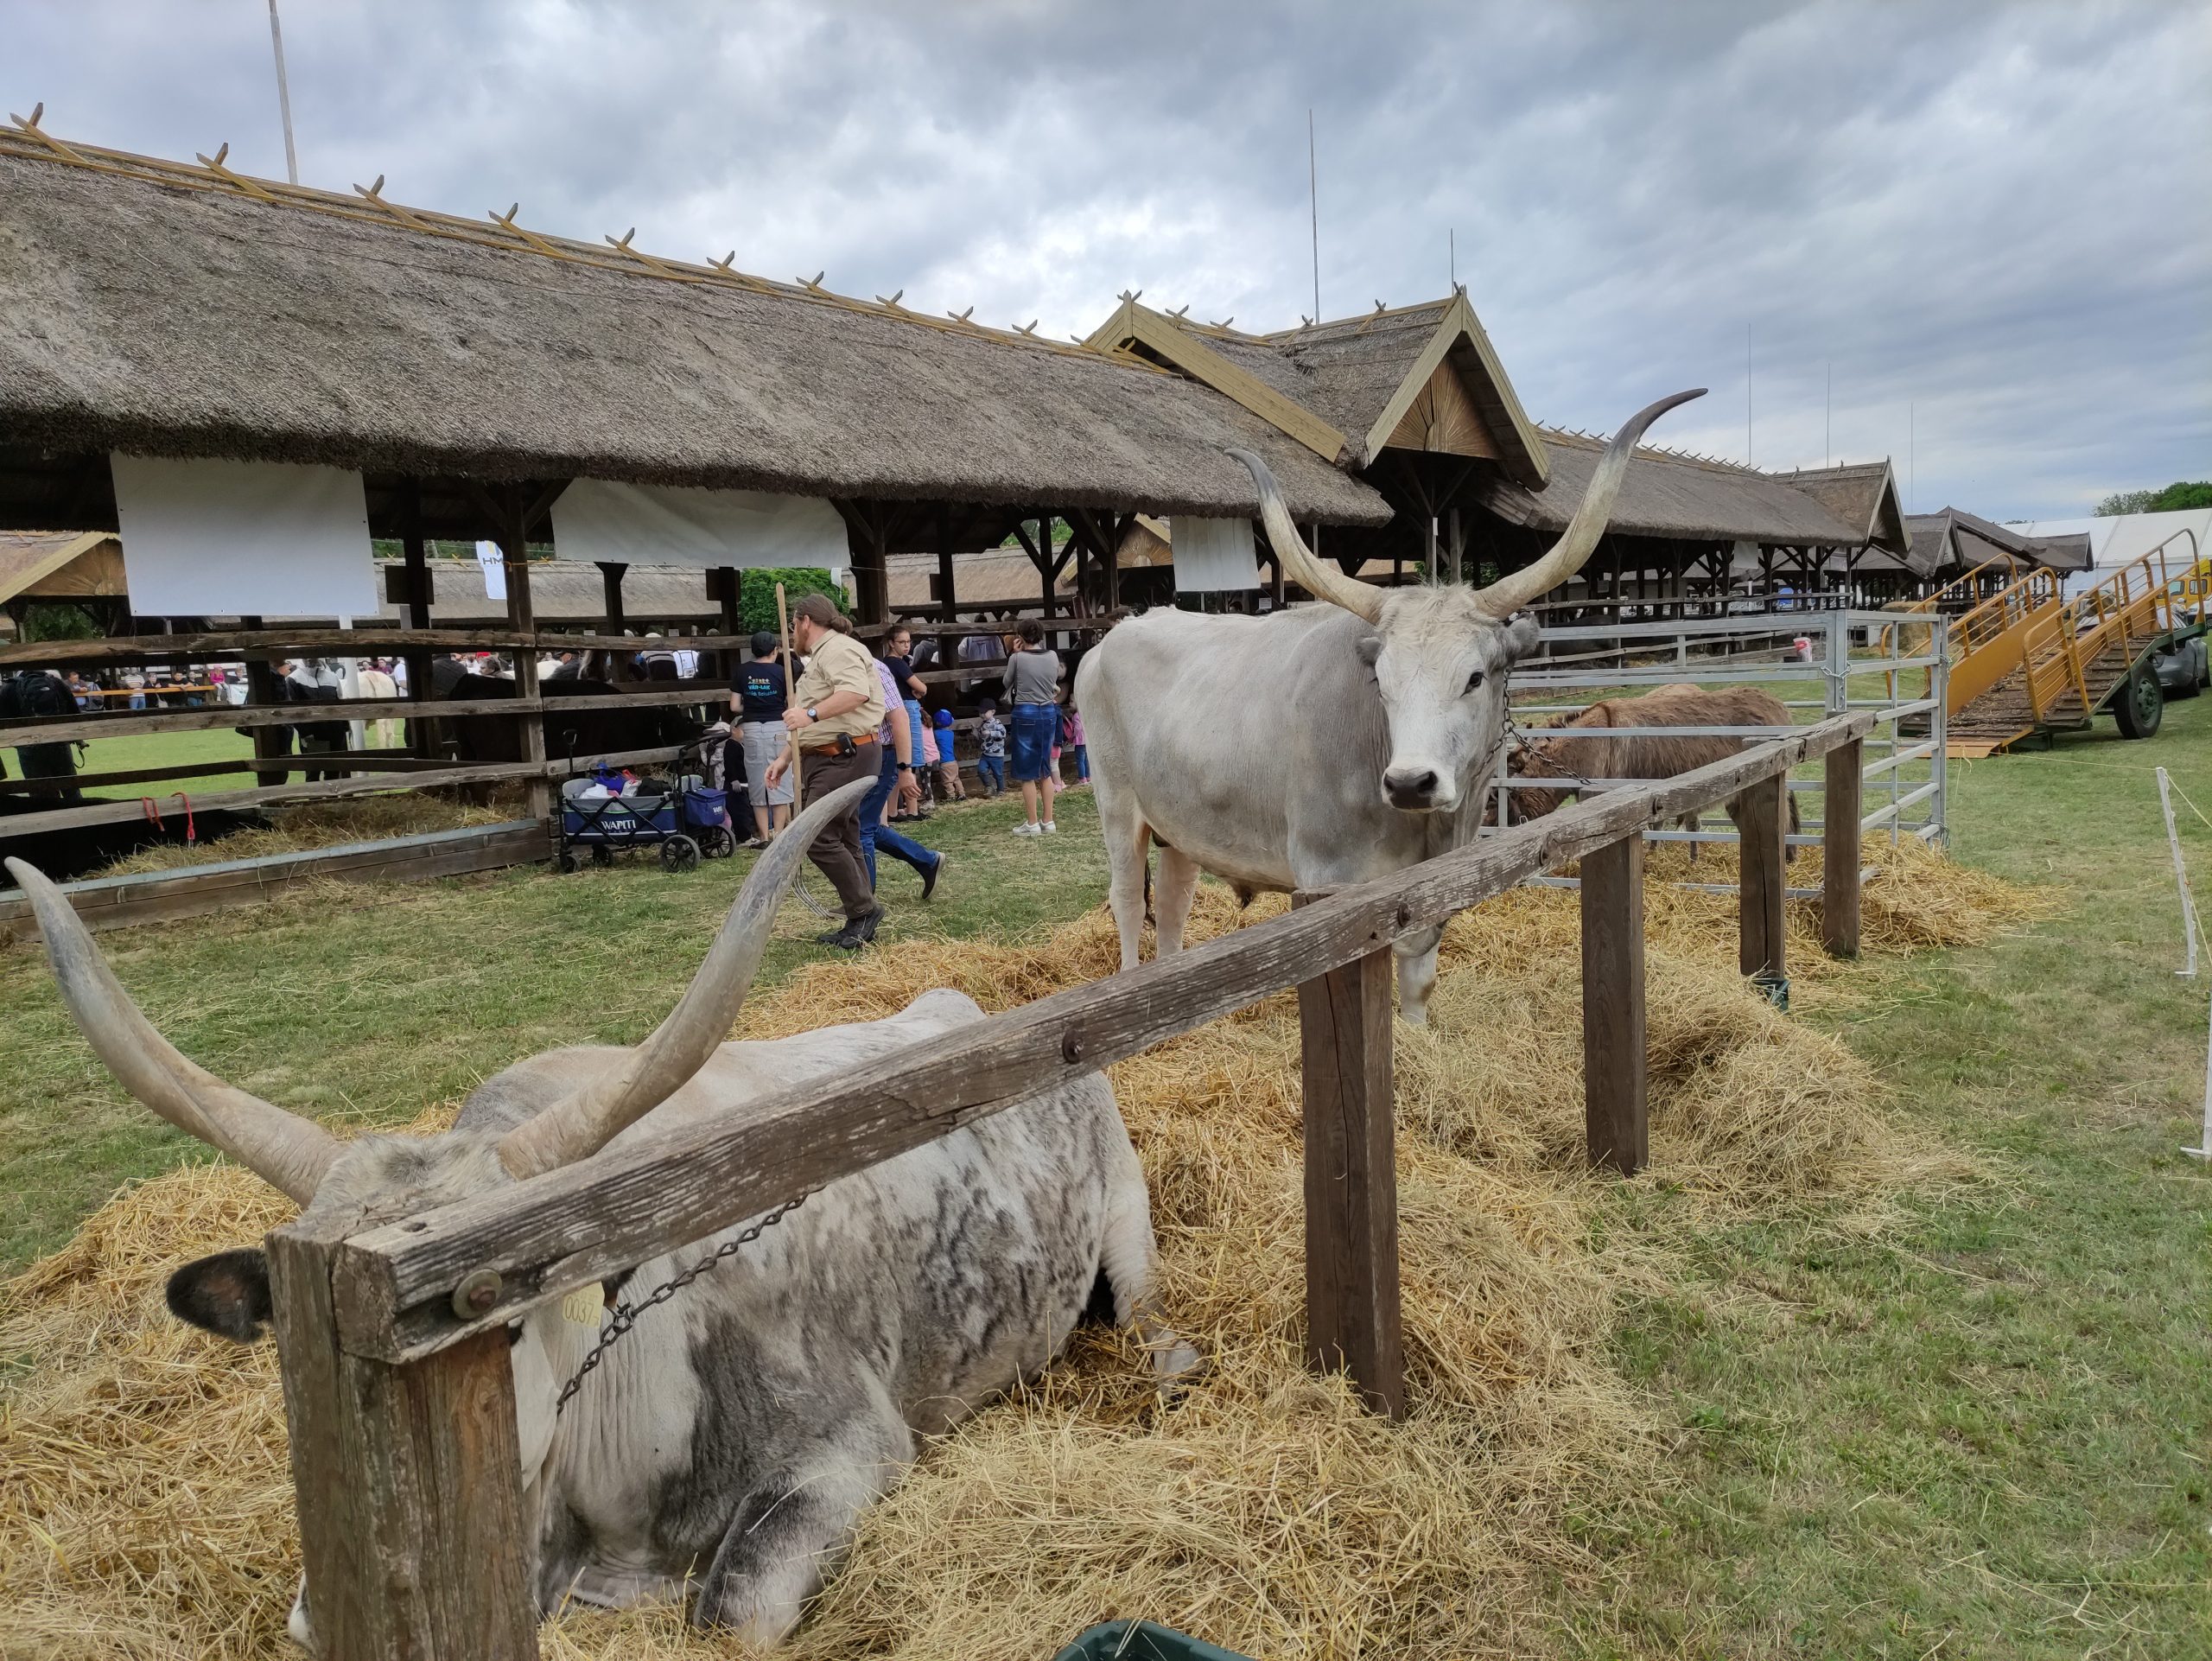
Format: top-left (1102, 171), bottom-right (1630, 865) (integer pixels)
top-left (1502, 613), bottom-right (1542, 661)
top-left (166, 1248), bottom-right (274, 1343)
top-left (1356, 634), bottom-right (1384, 667)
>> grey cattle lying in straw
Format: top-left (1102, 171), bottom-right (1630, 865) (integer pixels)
top-left (6, 781), bottom-right (1191, 1649)
top-left (1498, 683), bottom-right (1799, 858)
top-left (1080, 388), bottom-right (1705, 1025)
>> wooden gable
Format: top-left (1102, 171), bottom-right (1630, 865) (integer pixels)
top-left (1381, 352), bottom-right (1502, 460)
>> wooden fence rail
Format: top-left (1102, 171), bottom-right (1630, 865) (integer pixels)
top-left (257, 710), bottom-right (1873, 1659)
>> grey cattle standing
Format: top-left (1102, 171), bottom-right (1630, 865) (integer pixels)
top-left (1077, 390), bottom-right (1704, 1024)
top-left (5, 781), bottom-right (1189, 1650)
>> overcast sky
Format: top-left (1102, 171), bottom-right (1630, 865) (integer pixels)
top-left (13, 0), bottom-right (2208, 519)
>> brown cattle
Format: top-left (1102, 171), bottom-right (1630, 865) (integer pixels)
top-left (1498, 684), bottom-right (1800, 860)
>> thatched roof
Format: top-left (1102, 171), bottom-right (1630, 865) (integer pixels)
top-left (1477, 431), bottom-right (1865, 547)
top-left (355, 558), bottom-right (721, 627)
top-left (2019, 531), bottom-right (2093, 574)
top-left (1769, 461), bottom-right (1908, 553)
top-left (0, 531), bottom-right (124, 603)
top-left (0, 130), bottom-right (1387, 530)
top-left (1899, 509), bottom-right (2089, 579)
top-left (884, 546), bottom-right (1073, 610)
top-left (1084, 294), bottom-right (1548, 483)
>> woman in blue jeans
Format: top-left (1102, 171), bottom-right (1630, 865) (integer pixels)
top-left (1002, 618), bottom-right (1061, 836)
top-left (860, 657), bottom-right (944, 895)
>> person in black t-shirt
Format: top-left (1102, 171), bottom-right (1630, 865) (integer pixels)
top-left (729, 632), bottom-right (793, 845)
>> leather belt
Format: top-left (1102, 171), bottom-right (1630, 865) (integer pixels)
top-left (798, 731), bottom-right (878, 755)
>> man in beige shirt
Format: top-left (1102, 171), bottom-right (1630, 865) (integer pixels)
top-left (765, 593), bottom-right (887, 949)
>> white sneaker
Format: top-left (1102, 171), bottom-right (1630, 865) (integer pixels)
top-left (1013, 822), bottom-right (1042, 837)
top-left (1042, 821), bottom-right (1057, 833)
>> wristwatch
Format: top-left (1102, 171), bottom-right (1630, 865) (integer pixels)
top-left (897, 762), bottom-right (914, 771)
top-left (805, 707), bottom-right (820, 722)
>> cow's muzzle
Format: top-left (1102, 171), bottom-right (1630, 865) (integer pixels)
top-left (1382, 767), bottom-right (1453, 812)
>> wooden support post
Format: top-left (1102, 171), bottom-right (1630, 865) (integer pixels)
top-left (712, 566), bottom-right (741, 679)
top-left (1823, 737), bottom-right (1862, 958)
top-left (500, 501), bottom-right (550, 820)
top-left (1580, 831), bottom-right (1648, 1174)
top-left (267, 1219), bottom-right (537, 1660)
top-left (935, 506), bottom-right (957, 619)
top-left (240, 615), bottom-right (290, 786)
top-left (598, 562), bottom-right (628, 637)
top-left (1737, 773), bottom-right (1788, 985)
top-left (401, 488), bottom-right (435, 755)
top-left (1292, 891), bottom-right (1404, 1419)
top-left (1103, 514), bottom-right (1122, 613)
top-left (1037, 513), bottom-right (1057, 621)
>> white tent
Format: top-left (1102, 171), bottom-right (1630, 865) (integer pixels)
top-left (2007, 509), bottom-right (2210, 598)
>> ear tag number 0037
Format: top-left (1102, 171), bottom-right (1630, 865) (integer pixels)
top-left (562, 1283), bottom-right (606, 1326)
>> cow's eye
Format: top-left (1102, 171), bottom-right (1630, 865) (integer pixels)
top-left (1465, 671), bottom-right (1484, 694)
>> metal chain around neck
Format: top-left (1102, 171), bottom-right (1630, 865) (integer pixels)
top-left (553, 1190), bottom-right (812, 1416)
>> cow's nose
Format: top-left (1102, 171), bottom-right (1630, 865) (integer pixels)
top-left (1383, 767), bottom-right (1440, 809)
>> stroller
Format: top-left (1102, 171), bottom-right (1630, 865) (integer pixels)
top-left (555, 764), bottom-right (734, 874)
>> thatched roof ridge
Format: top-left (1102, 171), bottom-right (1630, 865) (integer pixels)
top-left (0, 130), bottom-right (1386, 526)
top-left (1086, 293), bottom-right (1548, 484)
top-left (1903, 509), bottom-right (2085, 579)
top-left (2020, 531), bottom-right (2092, 574)
top-left (1770, 460), bottom-right (1908, 553)
top-left (1477, 430), bottom-right (1865, 546)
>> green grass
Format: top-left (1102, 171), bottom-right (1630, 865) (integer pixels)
top-left (73, 726), bottom-right (257, 790)
top-left (3, 703), bottom-right (2209, 1657)
top-left (1568, 704), bottom-right (2212, 1658)
top-left (0, 786), bottom-right (1105, 1269)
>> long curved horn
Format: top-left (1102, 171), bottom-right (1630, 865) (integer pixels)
top-left (5, 857), bottom-right (341, 1203)
top-left (497, 775), bottom-right (877, 1179)
top-left (1226, 449), bottom-right (1384, 625)
top-left (1471, 388), bottom-right (1707, 618)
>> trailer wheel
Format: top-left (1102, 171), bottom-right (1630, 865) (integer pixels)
top-left (661, 835), bottom-right (702, 874)
top-left (556, 849), bottom-right (580, 874)
top-left (590, 843), bottom-right (615, 868)
top-left (2115, 665), bottom-right (2164, 739)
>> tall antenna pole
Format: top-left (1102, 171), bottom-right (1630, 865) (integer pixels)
top-left (1308, 110), bottom-right (1320, 323)
top-left (1825, 360), bottom-right (1832, 468)
top-left (1745, 321), bottom-right (1752, 466)
top-left (268, 0), bottom-right (299, 186)
top-left (1449, 227), bottom-right (1456, 289)
top-left (1909, 401), bottom-right (1916, 514)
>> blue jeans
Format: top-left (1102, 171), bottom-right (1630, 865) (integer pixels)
top-left (977, 755), bottom-right (1006, 793)
top-left (1071, 743), bottom-right (1088, 781)
top-left (1008, 703), bottom-right (1057, 781)
top-left (859, 753), bottom-right (938, 889)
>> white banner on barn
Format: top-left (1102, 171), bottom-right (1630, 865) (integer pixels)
top-left (1169, 514), bottom-right (1261, 593)
top-left (474, 540), bottom-right (509, 601)
top-left (550, 480), bottom-right (849, 573)
top-left (110, 455), bottom-right (376, 618)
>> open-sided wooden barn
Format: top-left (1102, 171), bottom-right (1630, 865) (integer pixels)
top-left (1083, 293), bottom-right (1910, 611)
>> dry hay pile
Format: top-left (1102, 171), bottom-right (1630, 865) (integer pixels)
top-left (98, 792), bottom-right (521, 877)
top-left (0, 844), bottom-right (2037, 1660)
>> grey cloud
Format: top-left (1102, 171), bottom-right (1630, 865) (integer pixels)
top-left (10, 0), bottom-right (2206, 516)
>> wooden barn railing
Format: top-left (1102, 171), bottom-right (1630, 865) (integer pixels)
top-left (257, 710), bottom-right (1875, 1659)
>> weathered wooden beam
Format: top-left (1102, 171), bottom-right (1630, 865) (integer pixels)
top-left (1294, 894), bottom-right (1402, 1417)
top-left (0, 627), bottom-right (527, 670)
top-left (1737, 773), bottom-right (1789, 983)
top-left (0, 684), bottom-right (725, 748)
top-left (499, 499), bottom-right (550, 819)
top-left (0, 744), bottom-right (693, 838)
top-left (267, 1219), bottom-right (536, 1661)
top-left (1823, 738), bottom-right (1863, 958)
top-left (334, 712), bottom-right (1877, 1363)
top-left (1580, 831), bottom-right (1648, 1175)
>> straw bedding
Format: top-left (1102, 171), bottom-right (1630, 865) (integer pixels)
top-left (0, 843), bottom-right (2038, 1660)
top-left (96, 792), bottom-right (521, 877)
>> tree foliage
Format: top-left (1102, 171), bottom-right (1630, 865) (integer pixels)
top-left (2094, 481), bottom-right (2212, 516)
top-left (738, 567), bottom-right (842, 634)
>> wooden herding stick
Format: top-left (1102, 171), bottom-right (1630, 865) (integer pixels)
top-left (775, 582), bottom-right (801, 800)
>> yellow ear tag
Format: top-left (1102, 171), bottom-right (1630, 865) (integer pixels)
top-left (561, 1284), bottom-right (605, 1327)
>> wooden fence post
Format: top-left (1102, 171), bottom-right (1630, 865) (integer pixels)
top-left (1822, 738), bottom-right (1862, 958)
top-left (1580, 831), bottom-right (1648, 1174)
top-left (266, 1219), bottom-right (537, 1661)
top-left (1737, 773), bottom-right (1788, 986)
top-left (499, 500), bottom-right (550, 823)
top-left (1293, 892), bottom-right (1404, 1419)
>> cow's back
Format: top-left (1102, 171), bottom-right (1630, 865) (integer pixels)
top-left (1080, 605), bottom-right (1394, 891)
